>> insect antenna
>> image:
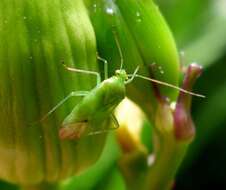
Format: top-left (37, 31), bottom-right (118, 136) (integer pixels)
top-left (127, 73), bottom-right (205, 98)
top-left (125, 66), bottom-right (140, 84)
top-left (113, 31), bottom-right (124, 70)
top-left (111, 30), bottom-right (204, 98)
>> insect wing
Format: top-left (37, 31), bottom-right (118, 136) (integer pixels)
top-left (87, 114), bottom-right (119, 136)
top-left (59, 122), bottom-right (88, 140)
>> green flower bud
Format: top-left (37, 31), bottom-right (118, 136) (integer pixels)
top-left (0, 0), bottom-right (105, 186)
top-left (116, 0), bottom-right (180, 101)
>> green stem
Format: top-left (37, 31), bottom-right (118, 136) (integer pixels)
top-left (140, 101), bottom-right (187, 190)
top-left (143, 64), bottom-right (202, 190)
top-left (144, 137), bottom-right (188, 190)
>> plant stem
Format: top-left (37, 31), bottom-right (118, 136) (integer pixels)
top-left (143, 64), bottom-right (203, 190)
top-left (144, 137), bottom-right (188, 190)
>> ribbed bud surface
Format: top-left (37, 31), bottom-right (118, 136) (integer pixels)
top-left (0, 0), bottom-right (105, 185)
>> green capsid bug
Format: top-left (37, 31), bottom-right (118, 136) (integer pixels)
top-left (43, 59), bottom-right (139, 140)
top-left (59, 65), bottom-right (130, 140)
top-left (42, 34), bottom-right (204, 140)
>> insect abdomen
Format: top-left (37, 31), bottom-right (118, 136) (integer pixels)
top-left (62, 76), bottom-right (125, 129)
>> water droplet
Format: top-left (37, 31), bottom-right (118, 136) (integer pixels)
top-left (93, 3), bottom-right (97, 12)
top-left (165, 97), bottom-right (171, 103)
top-left (23, 16), bottom-right (27, 20)
top-left (170, 102), bottom-right (176, 110)
top-left (135, 11), bottom-right (142, 22)
top-left (158, 66), bottom-right (164, 74)
top-left (106, 7), bottom-right (114, 15)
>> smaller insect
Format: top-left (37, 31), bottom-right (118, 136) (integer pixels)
top-left (42, 34), bottom-right (204, 140)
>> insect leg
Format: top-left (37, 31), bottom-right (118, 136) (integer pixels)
top-left (40, 91), bottom-right (89, 122)
top-left (62, 63), bottom-right (101, 86)
top-left (109, 114), bottom-right (120, 130)
top-left (97, 55), bottom-right (108, 79)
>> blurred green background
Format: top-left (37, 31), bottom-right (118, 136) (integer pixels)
top-left (1, 0), bottom-right (226, 189)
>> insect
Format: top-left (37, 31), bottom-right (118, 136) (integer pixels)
top-left (41, 33), bottom-right (205, 140)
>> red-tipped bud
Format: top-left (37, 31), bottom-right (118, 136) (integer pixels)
top-left (173, 63), bottom-right (203, 141)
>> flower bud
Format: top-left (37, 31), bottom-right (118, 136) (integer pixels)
top-left (173, 63), bottom-right (203, 141)
top-left (0, 0), bottom-right (105, 186)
